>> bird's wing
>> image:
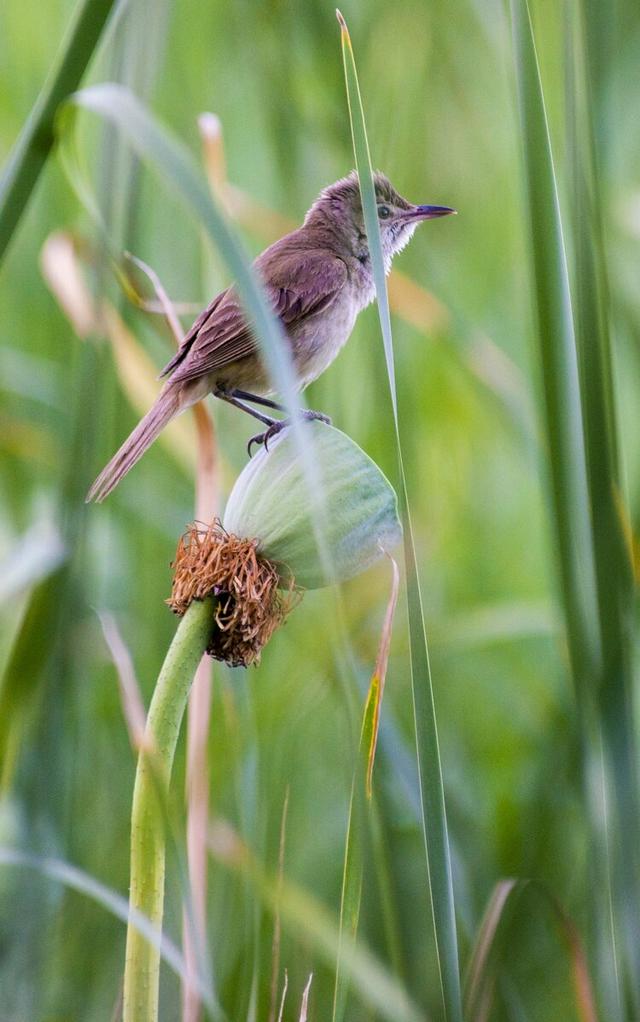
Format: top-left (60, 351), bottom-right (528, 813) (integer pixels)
top-left (159, 289), bottom-right (227, 378)
top-left (161, 250), bottom-right (348, 385)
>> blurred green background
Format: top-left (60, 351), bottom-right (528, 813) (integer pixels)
top-left (1, 0), bottom-right (639, 1019)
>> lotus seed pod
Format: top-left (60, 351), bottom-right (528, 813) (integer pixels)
top-left (223, 421), bottom-right (401, 589)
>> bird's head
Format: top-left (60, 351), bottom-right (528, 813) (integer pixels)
top-left (305, 170), bottom-right (455, 269)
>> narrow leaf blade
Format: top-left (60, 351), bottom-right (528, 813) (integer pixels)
top-left (337, 12), bottom-right (462, 1021)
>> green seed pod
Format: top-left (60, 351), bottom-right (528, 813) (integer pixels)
top-left (223, 421), bottom-right (401, 589)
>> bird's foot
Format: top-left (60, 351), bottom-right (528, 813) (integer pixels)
top-left (247, 409), bottom-right (332, 456)
top-left (300, 408), bottom-right (332, 428)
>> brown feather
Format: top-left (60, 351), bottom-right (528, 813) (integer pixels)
top-left (163, 247), bottom-right (347, 386)
top-left (86, 387), bottom-right (182, 503)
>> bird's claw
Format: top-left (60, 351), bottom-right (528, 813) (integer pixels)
top-left (247, 410), bottom-right (332, 457)
top-left (247, 420), bottom-right (285, 456)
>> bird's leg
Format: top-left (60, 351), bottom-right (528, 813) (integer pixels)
top-left (214, 388), bottom-right (278, 428)
top-left (226, 390), bottom-right (331, 433)
top-left (214, 387), bottom-right (330, 456)
top-left (230, 390), bottom-right (287, 414)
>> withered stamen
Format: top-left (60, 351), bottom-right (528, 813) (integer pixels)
top-left (168, 519), bottom-right (297, 667)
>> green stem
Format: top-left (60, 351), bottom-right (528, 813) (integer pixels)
top-left (123, 597), bottom-right (215, 1022)
top-left (0, 0), bottom-right (118, 264)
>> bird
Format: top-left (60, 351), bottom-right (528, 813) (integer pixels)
top-left (87, 171), bottom-right (455, 501)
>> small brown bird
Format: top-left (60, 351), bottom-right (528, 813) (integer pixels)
top-left (87, 171), bottom-right (454, 501)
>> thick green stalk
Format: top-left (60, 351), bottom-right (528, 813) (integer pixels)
top-left (123, 597), bottom-right (214, 1022)
top-left (0, 0), bottom-right (118, 264)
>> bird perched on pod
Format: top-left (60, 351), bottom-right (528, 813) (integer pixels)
top-left (87, 171), bottom-right (454, 502)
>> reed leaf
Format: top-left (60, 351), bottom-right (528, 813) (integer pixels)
top-left (509, 0), bottom-right (598, 686)
top-left (464, 879), bottom-right (597, 1022)
top-left (337, 12), bottom-right (462, 1022)
top-left (0, 568), bottom-right (66, 791)
top-left (332, 617), bottom-right (393, 1022)
top-left (511, 0), bottom-right (639, 1015)
top-left (207, 821), bottom-right (424, 1022)
top-left (566, 3), bottom-right (640, 1014)
top-left (0, 846), bottom-right (216, 1009)
top-left (0, 0), bottom-right (118, 263)
top-left (332, 556), bottom-right (403, 1022)
top-left (331, 751), bottom-right (365, 1022)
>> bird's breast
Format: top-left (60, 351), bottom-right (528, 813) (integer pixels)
top-left (290, 292), bottom-right (361, 389)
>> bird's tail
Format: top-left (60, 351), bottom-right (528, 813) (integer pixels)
top-left (86, 387), bottom-right (181, 502)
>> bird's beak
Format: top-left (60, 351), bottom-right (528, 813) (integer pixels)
top-left (404, 204), bottom-right (457, 221)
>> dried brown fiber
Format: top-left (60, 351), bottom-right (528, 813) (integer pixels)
top-left (168, 519), bottom-right (297, 667)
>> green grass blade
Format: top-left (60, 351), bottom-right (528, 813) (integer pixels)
top-left (208, 827), bottom-right (424, 1022)
top-left (275, 872), bottom-right (424, 1022)
top-left (332, 776), bottom-right (364, 1022)
top-left (509, 0), bottom-right (598, 687)
top-left (511, 0), bottom-right (639, 1016)
top-left (333, 559), bottom-right (403, 1021)
top-left (464, 879), bottom-right (598, 1022)
top-left (0, 519), bottom-right (65, 604)
top-left (567, 4), bottom-right (640, 1014)
top-left (336, 13), bottom-right (397, 420)
top-left (337, 12), bottom-right (462, 1022)
top-left (0, 0), bottom-right (118, 264)
top-left (0, 847), bottom-right (217, 1011)
top-left (509, 0), bottom-right (609, 1007)
top-left (332, 670), bottom-right (382, 1022)
top-left (0, 568), bottom-right (67, 790)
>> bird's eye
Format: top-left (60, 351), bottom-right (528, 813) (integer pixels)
top-left (377, 204), bottom-right (392, 219)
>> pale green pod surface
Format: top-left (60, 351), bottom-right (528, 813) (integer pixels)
top-left (223, 422), bottom-right (401, 589)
